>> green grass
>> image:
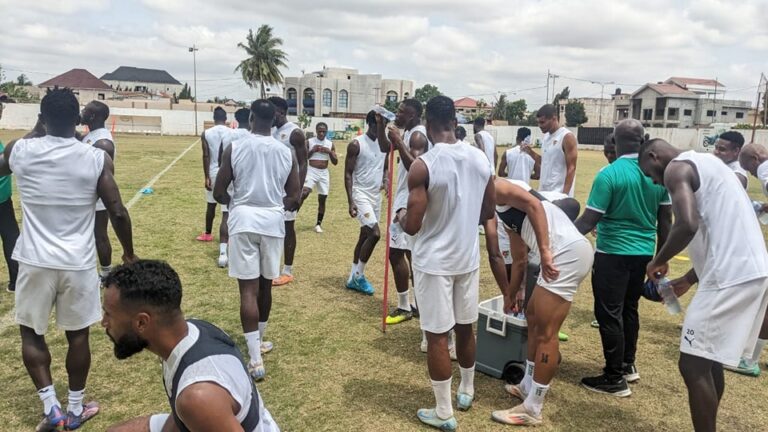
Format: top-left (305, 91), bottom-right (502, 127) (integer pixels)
top-left (0, 130), bottom-right (767, 431)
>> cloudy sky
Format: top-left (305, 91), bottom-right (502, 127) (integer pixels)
top-left (1, 0), bottom-right (766, 108)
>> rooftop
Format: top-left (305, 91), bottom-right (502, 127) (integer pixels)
top-left (38, 69), bottom-right (112, 90)
top-left (101, 66), bottom-right (181, 85)
top-left (666, 77), bottom-right (725, 88)
top-left (454, 97), bottom-right (479, 108)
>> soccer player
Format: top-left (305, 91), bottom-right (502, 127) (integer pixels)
top-left (473, 117), bottom-right (497, 170)
top-left (713, 131), bottom-right (748, 189)
top-left (268, 97), bottom-right (308, 287)
top-left (639, 138), bottom-right (768, 432)
top-left (0, 101), bottom-right (18, 293)
top-left (344, 111), bottom-right (387, 295)
top-left (103, 260), bottom-right (279, 432)
top-left (0, 88), bottom-right (136, 430)
top-left (528, 104), bottom-right (578, 197)
top-left (490, 179), bottom-right (593, 427)
top-left (455, 126), bottom-right (467, 142)
top-left (196, 107), bottom-right (230, 244)
top-left (214, 99), bottom-right (301, 381)
top-left (498, 127), bottom-right (539, 183)
top-left (401, 96), bottom-right (495, 430)
top-left (303, 122), bottom-right (338, 233)
top-left (574, 119), bottom-right (672, 396)
top-left (80, 100), bottom-right (116, 279)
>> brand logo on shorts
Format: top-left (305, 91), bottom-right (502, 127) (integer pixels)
top-left (364, 213), bottom-right (371, 219)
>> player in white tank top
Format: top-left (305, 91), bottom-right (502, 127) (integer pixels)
top-left (196, 107), bottom-right (230, 246)
top-left (640, 139), bottom-right (768, 432)
top-left (80, 100), bottom-right (116, 279)
top-left (528, 105), bottom-right (578, 197)
top-left (303, 122), bottom-right (338, 233)
top-left (473, 117), bottom-right (497, 170)
top-left (712, 131), bottom-right (748, 189)
top-left (739, 143), bottom-right (768, 197)
top-left (498, 128), bottom-right (539, 184)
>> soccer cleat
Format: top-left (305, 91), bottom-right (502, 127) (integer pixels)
top-left (273, 274), bottom-right (294, 286)
top-left (346, 277), bottom-right (360, 291)
top-left (195, 233), bottom-right (213, 242)
top-left (456, 392), bottom-right (474, 411)
top-left (385, 308), bottom-right (414, 325)
top-left (581, 374), bottom-right (632, 397)
top-left (590, 320), bottom-right (600, 328)
top-left (504, 383), bottom-right (527, 400)
top-left (64, 401), bottom-right (99, 431)
top-left (7, 281), bottom-right (15, 293)
top-left (248, 360), bottom-right (266, 382)
top-left (35, 405), bottom-right (66, 432)
top-left (724, 359), bottom-right (761, 377)
top-left (346, 276), bottom-right (374, 295)
top-left (558, 331), bottom-right (569, 341)
top-left (417, 408), bottom-right (457, 431)
top-left (491, 403), bottom-right (543, 426)
top-left (623, 363), bottom-right (640, 383)
top-left (261, 341), bottom-right (274, 354)
top-left (217, 253), bottom-right (228, 268)
top-left (314, 225), bottom-right (324, 233)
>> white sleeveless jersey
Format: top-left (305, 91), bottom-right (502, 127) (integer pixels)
top-left (412, 143), bottom-right (492, 275)
top-left (505, 146), bottom-right (535, 184)
top-left (308, 137), bottom-right (333, 162)
top-left (352, 134), bottom-right (385, 201)
top-left (228, 134), bottom-right (293, 238)
top-left (223, 128), bottom-right (251, 150)
top-left (394, 125), bottom-right (430, 211)
top-left (205, 125), bottom-right (230, 173)
top-left (478, 130), bottom-right (495, 164)
top-left (272, 122), bottom-right (300, 149)
top-left (83, 128), bottom-right (115, 160)
top-left (10, 136), bottom-right (105, 270)
top-left (539, 127), bottom-right (575, 197)
top-left (727, 160), bottom-right (749, 188)
top-left (674, 151), bottom-right (768, 288)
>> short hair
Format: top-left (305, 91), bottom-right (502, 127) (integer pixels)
top-left (213, 106), bottom-right (227, 121)
top-left (365, 110), bottom-right (377, 128)
top-left (719, 131), bottom-right (745, 149)
top-left (41, 87), bottom-right (79, 129)
top-left (402, 98), bottom-right (423, 118)
top-left (553, 198), bottom-right (581, 222)
top-left (89, 100), bottom-right (110, 121)
top-left (517, 127), bottom-right (531, 141)
top-left (251, 99), bottom-right (276, 122)
top-left (473, 117), bottom-right (486, 127)
top-left (536, 104), bottom-right (557, 119)
top-left (104, 260), bottom-right (182, 314)
top-left (425, 96), bottom-right (456, 128)
top-left (316, 122), bottom-right (328, 130)
top-left (603, 132), bottom-right (615, 146)
top-left (638, 138), bottom-right (666, 160)
top-left (455, 126), bottom-right (467, 140)
top-left (234, 108), bottom-right (250, 125)
top-left (268, 96), bottom-right (288, 113)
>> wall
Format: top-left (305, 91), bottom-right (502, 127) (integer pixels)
top-left (103, 80), bottom-right (183, 95)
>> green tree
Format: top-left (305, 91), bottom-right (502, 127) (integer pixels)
top-left (521, 112), bottom-right (539, 126)
top-left (15, 74), bottom-right (32, 86)
top-left (178, 83), bottom-right (192, 100)
top-left (506, 99), bottom-right (527, 124)
top-left (565, 100), bottom-right (588, 126)
top-left (236, 25), bottom-right (289, 99)
top-left (383, 98), bottom-right (399, 114)
top-left (414, 84), bottom-right (442, 104)
top-left (297, 111), bottom-right (312, 129)
top-left (492, 94), bottom-right (508, 120)
top-left (553, 86), bottom-right (570, 115)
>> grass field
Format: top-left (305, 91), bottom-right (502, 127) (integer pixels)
top-left (0, 130), bottom-right (767, 431)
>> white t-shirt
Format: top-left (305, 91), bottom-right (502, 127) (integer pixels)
top-left (674, 151), bottom-right (768, 288)
top-left (727, 160), bottom-right (749, 188)
top-left (477, 130), bottom-right (495, 164)
top-left (412, 143), bottom-right (493, 275)
top-left (228, 134), bottom-right (292, 238)
top-left (757, 160), bottom-right (768, 196)
top-left (352, 134), bottom-right (385, 201)
top-left (308, 137), bottom-right (333, 162)
top-left (10, 136), bottom-right (105, 270)
top-left (539, 127), bottom-right (575, 197)
top-left (394, 125), bottom-right (429, 211)
top-left (272, 122), bottom-right (300, 149)
top-left (505, 146), bottom-right (535, 184)
top-left (205, 124), bottom-right (230, 176)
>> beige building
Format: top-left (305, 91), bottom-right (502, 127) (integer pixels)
top-left (101, 66), bottom-right (183, 97)
top-left (37, 69), bottom-right (115, 102)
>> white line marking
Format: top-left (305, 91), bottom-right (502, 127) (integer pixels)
top-left (125, 138), bottom-right (200, 209)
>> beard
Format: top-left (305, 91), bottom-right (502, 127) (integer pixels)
top-left (108, 330), bottom-right (149, 360)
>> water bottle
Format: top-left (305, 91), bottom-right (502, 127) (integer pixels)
top-left (372, 105), bottom-right (396, 122)
top-left (752, 201), bottom-right (768, 225)
top-left (657, 277), bottom-right (682, 315)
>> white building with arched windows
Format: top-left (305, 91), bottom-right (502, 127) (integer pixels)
top-left (283, 67), bottom-right (414, 118)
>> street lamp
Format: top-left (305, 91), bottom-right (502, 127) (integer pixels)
top-left (591, 80), bottom-right (615, 127)
top-left (189, 45), bottom-right (199, 135)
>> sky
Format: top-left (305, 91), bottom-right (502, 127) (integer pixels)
top-left (1, 0), bottom-right (767, 108)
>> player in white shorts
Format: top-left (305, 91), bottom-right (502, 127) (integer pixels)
top-left (196, 107), bottom-right (230, 244)
top-left (490, 179), bottom-right (592, 427)
top-left (303, 122), bottom-right (337, 233)
top-left (344, 111), bottom-right (387, 296)
top-left (215, 99), bottom-right (300, 382)
top-left (640, 138), bottom-right (768, 432)
top-left (400, 96), bottom-right (495, 430)
top-left (1, 88), bottom-right (137, 430)
top-left (268, 97), bottom-right (308, 287)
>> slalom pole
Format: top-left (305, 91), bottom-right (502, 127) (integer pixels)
top-left (381, 138), bottom-right (396, 333)
top-left (111, 117), bottom-right (116, 133)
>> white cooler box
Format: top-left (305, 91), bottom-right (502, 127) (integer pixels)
top-left (476, 295), bottom-right (529, 383)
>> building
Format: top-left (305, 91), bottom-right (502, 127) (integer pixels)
top-left (454, 97), bottom-right (492, 118)
top-left (555, 97), bottom-right (615, 127)
top-left (283, 67), bottom-right (414, 117)
top-left (101, 66), bottom-right (183, 97)
top-left (630, 77), bottom-right (751, 128)
top-left (37, 69), bottom-right (115, 102)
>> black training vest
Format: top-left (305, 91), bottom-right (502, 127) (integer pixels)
top-left (496, 188), bottom-right (548, 234)
top-left (165, 319), bottom-right (260, 432)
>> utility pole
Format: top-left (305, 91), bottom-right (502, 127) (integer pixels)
top-left (189, 45), bottom-right (199, 136)
top-left (712, 77), bottom-right (718, 125)
top-left (592, 80), bottom-right (615, 127)
top-left (546, 69), bottom-right (550, 103)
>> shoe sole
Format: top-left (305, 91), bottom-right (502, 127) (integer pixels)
top-left (723, 366), bottom-right (760, 377)
top-left (491, 413), bottom-right (542, 426)
top-left (624, 373), bottom-right (640, 383)
top-left (385, 314), bottom-right (413, 325)
top-left (580, 383), bottom-right (632, 397)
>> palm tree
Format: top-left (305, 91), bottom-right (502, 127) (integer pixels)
top-left (236, 25), bottom-right (288, 99)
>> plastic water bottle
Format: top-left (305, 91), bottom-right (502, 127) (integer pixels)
top-left (657, 277), bottom-right (682, 315)
top-left (752, 201), bottom-right (768, 225)
top-left (372, 105), bottom-right (396, 122)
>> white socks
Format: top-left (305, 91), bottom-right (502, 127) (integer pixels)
top-left (68, 389), bottom-right (84, 416)
top-left (431, 377), bottom-right (453, 419)
top-left (355, 261), bottom-right (367, 278)
top-left (458, 365), bottom-right (475, 397)
top-left (244, 330), bottom-right (262, 364)
top-left (348, 263), bottom-right (358, 282)
top-left (523, 380), bottom-right (549, 417)
top-left (259, 321), bottom-right (268, 340)
top-left (750, 338), bottom-right (767, 365)
top-left (38, 385), bottom-right (60, 413)
top-left (219, 243), bottom-right (227, 255)
top-left (398, 291), bottom-right (411, 311)
top-left (521, 360), bottom-right (535, 395)
top-left (282, 265), bottom-right (293, 276)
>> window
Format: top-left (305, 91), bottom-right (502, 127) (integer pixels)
top-left (706, 110), bottom-right (715, 117)
top-left (287, 88), bottom-right (297, 100)
top-left (721, 111), bottom-right (728, 116)
top-left (643, 109), bottom-right (653, 120)
top-left (303, 88), bottom-right (315, 100)
top-left (386, 90), bottom-right (398, 103)
top-left (339, 90), bottom-right (349, 109)
top-left (684, 109), bottom-right (692, 116)
top-left (322, 89), bottom-right (332, 107)
top-left (98, 93), bottom-right (105, 100)
top-left (736, 112), bottom-right (745, 119)
top-left (668, 108), bottom-right (678, 118)
top-left (404, 92), bottom-right (410, 98)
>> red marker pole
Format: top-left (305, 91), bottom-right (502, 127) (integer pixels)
top-left (381, 140), bottom-right (396, 333)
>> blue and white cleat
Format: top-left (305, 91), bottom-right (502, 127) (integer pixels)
top-left (456, 392), bottom-right (474, 411)
top-left (417, 408), bottom-right (457, 431)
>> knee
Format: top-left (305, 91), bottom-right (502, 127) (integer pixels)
top-left (369, 228), bottom-right (381, 242)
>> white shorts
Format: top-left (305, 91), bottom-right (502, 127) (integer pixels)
top-left (497, 221), bottom-right (512, 265)
top-left (205, 189), bottom-right (228, 212)
top-left (228, 232), bottom-right (283, 280)
top-left (389, 217), bottom-right (413, 251)
top-left (15, 263), bottom-right (101, 335)
top-left (304, 166), bottom-right (330, 195)
top-left (354, 193), bottom-right (381, 228)
top-left (537, 238), bottom-right (593, 302)
top-left (680, 277), bottom-right (768, 367)
top-left (414, 269), bottom-right (480, 334)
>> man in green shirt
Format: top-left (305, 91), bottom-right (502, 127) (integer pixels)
top-left (574, 119), bottom-right (672, 397)
top-left (0, 102), bottom-right (19, 292)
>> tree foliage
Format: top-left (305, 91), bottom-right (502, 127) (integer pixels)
top-left (414, 84), bottom-right (442, 104)
top-left (178, 83), bottom-right (192, 100)
top-left (383, 98), bottom-right (399, 114)
top-left (565, 101), bottom-right (588, 126)
top-left (15, 74), bottom-right (32, 86)
top-left (236, 25), bottom-right (289, 99)
top-left (297, 111), bottom-right (312, 129)
top-left (490, 94), bottom-right (527, 124)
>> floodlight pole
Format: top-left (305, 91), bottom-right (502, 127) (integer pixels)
top-left (189, 45), bottom-right (199, 136)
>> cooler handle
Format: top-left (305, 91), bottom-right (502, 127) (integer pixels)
top-left (486, 311), bottom-right (507, 337)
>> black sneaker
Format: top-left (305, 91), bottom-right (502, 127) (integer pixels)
top-left (623, 364), bottom-right (640, 383)
top-left (581, 374), bottom-right (632, 397)
top-left (6, 282), bottom-right (14, 293)
top-left (411, 304), bottom-right (420, 318)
